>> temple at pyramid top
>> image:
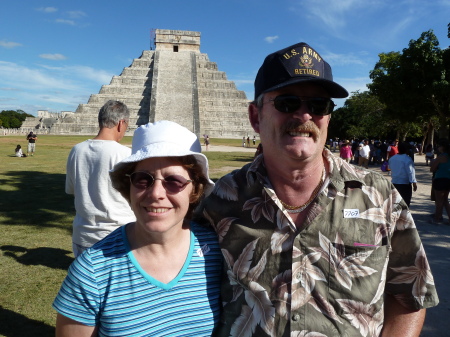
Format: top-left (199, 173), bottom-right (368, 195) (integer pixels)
top-left (153, 29), bottom-right (201, 52)
top-left (24, 29), bottom-right (255, 139)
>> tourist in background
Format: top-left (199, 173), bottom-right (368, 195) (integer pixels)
top-left (352, 139), bottom-right (360, 164)
top-left (358, 139), bottom-right (370, 168)
top-left (65, 100), bottom-right (135, 257)
top-left (53, 121), bottom-right (221, 336)
top-left (339, 139), bottom-right (352, 162)
top-left (205, 135), bottom-right (210, 150)
top-left (430, 140), bottom-right (450, 225)
top-left (387, 139), bottom-right (399, 159)
top-left (425, 143), bottom-right (434, 166)
top-left (26, 131), bottom-right (37, 156)
top-left (388, 141), bottom-right (417, 207)
top-left (15, 144), bottom-right (27, 157)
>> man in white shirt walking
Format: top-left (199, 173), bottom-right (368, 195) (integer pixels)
top-left (358, 139), bottom-right (371, 168)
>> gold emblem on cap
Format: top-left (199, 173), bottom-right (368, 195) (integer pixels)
top-left (299, 54), bottom-right (313, 69)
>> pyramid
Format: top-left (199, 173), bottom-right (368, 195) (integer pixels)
top-left (39, 29), bottom-right (255, 138)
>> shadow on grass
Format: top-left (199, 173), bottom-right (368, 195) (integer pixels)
top-left (0, 246), bottom-right (74, 270)
top-left (204, 152), bottom-right (254, 164)
top-left (0, 170), bottom-right (73, 234)
top-left (0, 306), bottom-right (55, 337)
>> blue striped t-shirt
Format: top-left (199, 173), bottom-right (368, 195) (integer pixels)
top-left (53, 222), bottom-right (222, 336)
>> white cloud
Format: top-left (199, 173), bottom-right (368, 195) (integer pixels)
top-left (323, 51), bottom-right (367, 66)
top-left (265, 35), bottom-right (279, 43)
top-left (67, 10), bottom-right (87, 19)
top-left (292, 0), bottom-right (366, 30)
top-left (38, 64), bottom-right (113, 85)
top-left (0, 61), bottom-right (78, 91)
top-left (0, 40), bottom-right (22, 49)
top-left (0, 61), bottom-right (113, 97)
top-left (56, 19), bottom-right (76, 25)
top-left (0, 61), bottom-right (111, 114)
top-left (68, 66), bottom-right (113, 84)
top-left (37, 7), bottom-right (58, 13)
top-left (337, 76), bottom-right (371, 95)
top-left (39, 54), bottom-right (67, 61)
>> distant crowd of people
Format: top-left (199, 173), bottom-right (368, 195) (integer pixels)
top-left (328, 138), bottom-right (422, 167)
top-left (330, 136), bottom-right (450, 227)
top-left (242, 135), bottom-right (257, 147)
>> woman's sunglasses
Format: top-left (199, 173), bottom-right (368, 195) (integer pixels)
top-left (126, 171), bottom-right (192, 194)
top-left (267, 95), bottom-right (335, 116)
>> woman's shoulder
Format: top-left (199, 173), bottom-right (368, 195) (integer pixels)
top-left (190, 221), bottom-right (220, 247)
top-left (190, 221), bottom-right (216, 236)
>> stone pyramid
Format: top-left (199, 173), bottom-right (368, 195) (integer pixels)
top-left (45, 29), bottom-right (254, 138)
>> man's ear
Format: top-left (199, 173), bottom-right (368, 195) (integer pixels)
top-left (117, 120), bottom-right (125, 133)
top-left (249, 103), bottom-right (260, 133)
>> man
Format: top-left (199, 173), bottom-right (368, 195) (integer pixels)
top-left (389, 142), bottom-right (417, 207)
top-left (196, 42), bottom-right (438, 336)
top-left (26, 131), bottom-right (37, 156)
top-left (66, 100), bottom-right (136, 257)
top-left (358, 139), bottom-right (371, 168)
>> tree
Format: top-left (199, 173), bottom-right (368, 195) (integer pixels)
top-left (329, 91), bottom-right (394, 140)
top-left (401, 30), bottom-right (449, 139)
top-left (0, 110), bottom-right (34, 129)
top-left (369, 30), bottom-right (449, 140)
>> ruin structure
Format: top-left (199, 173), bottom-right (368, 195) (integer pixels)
top-left (21, 29), bottom-right (254, 138)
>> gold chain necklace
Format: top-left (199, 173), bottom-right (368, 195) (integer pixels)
top-left (279, 167), bottom-right (326, 214)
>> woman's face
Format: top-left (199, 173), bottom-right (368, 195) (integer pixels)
top-left (129, 157), bottom-right (193, 237)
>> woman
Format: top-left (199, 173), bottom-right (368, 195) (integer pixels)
top-left (53, 121), bottom-right (222, 336)
top-left (430, 141), bottom-right (450, 225)
top-left (15, 144), bottom-right (26, 157)
top-left (339, 140), bottom-right (352, 163)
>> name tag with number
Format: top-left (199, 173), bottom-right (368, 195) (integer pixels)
top-left (343, 209), bottom-right (360, 218)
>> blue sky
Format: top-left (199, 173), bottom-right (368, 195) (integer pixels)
top-left (1, 0), bottom-right (448, 116)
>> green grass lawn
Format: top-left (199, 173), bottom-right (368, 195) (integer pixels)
top-left (0, 134), bottom-right (253, 337)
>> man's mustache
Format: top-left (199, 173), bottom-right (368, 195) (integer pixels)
top-left (282, 120), bottom-right (320, 141)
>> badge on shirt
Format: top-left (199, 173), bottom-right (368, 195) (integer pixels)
top-left (197, 244), bottom-right (210, 257)
top-left (343, 209), bottom-right (360, 218)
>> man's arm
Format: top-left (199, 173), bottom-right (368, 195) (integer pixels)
top-left (380, 294), bottom-right (426, 337)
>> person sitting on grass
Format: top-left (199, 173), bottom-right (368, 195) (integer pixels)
top-left (15, 145), bottom-right (27, 157)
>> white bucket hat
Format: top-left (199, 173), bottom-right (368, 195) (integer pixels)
top-left (111, 120), bottom-right (214, 195)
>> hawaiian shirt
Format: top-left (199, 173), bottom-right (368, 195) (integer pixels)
top-left (195, 149), bottom-right (439, 337)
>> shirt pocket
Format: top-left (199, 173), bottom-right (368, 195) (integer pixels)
top-left (326, 243), bottom-right (389, 305)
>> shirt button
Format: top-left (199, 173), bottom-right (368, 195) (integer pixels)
top-left (296, 272), bottom-right (301, 279)
top-left (292, 314), bottom-right (300, 321)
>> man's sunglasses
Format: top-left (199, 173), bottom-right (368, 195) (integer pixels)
top-left (267, 95), bottom-right (335, 116)
top-left (126, 171), bottom-right (192, 194)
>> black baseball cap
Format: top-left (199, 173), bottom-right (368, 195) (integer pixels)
top-left (254, 42), bottom-right (349, 100)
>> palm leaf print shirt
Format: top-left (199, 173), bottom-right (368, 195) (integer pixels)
top-left (195, 149), bottom-right (439, 337)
